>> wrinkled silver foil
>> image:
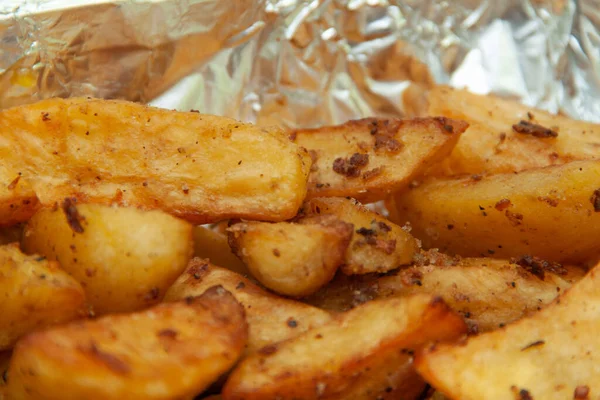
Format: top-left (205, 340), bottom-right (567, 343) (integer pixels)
top-left (0, 0), bottom-right (598, 128)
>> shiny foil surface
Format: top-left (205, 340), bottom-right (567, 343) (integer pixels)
top-left (0, 0), bottom-right (598, 128)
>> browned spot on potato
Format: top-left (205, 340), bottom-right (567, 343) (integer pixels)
top-left (61, 198), bottom-right (85, 234)
top-left (512, 120), bottom-right (558, 138)
top-left (332, 153), bottom-right (369, 178)
top-left (495, 198), bottom-right (512, 211)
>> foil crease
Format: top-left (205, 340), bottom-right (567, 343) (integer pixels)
top-left (0, 0), bottom-right (598, 128)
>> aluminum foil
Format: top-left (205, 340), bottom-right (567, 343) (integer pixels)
top-left (0, 0), bottom-right (599, 128)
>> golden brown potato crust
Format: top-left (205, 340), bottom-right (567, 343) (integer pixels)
top-left (223, 295), bottom-right (466, 400)
top-left (0, 98), bottom-right (311, 224)
top-left (228, 216), bottom-right (353, 297)
top-left (291, 117), bottom-right (467, 202)
top-left (425, 86), bottom-right (600, 176)
top-left (388, 160), bottom-right (600, 264)
top-left (164, 259), bottom-right (332, 354)
top-left (302, 197), bottom-right (419, 274)
top-left (6, 286), bottom-right (248, 400)
top-left (416, 263), bottom-right (600, 400)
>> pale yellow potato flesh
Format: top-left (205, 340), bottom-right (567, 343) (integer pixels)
top-left (228, 216), bottom-right (353, 297)
top-left (0, 98), bottom-right (311, 224)
top-left (416, 263), bottom-right (600, 400)
top-left (223, 294), bottom-right (467, 400)
top-left (290, 117), bottom-right (467, 202)
top-left (425, 85), bottom-right (600, 176)
top-left (302, 197), bottom-right (419, 274)
top-left (0, 243), bottom-right (86, 351)
top-left (164, 259), bottom-right (332, 354)
top-left (6, 287), bottom-right (248, 400)
top-left (22, 203), bottom-right (193, 315)
top-left (192, 225), bottom-right (249, 276)
top-left (388, 160), bottom-right (600, 264)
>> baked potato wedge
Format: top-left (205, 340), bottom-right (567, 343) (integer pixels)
top-left (6, 286), bottom-right (247, 400)
top-left (192, 226), bottom-right (249, 276)
top-left (425, 86), bottom-right (600, 176)
top-left (302, 197), bottom-right (419, 274)
top-left (223, 294), bottom-right (467, 400)
top-left (416, 263), bottom-right (600, 400)
top-left (0, 98), bottom-right (310, 224)
top-left (22, 202), bottom-right (193, 315)
top-left (304, 253), bottom-right (581, 331)
top-left (228, 216), bottom-right (353, 297)
top-left (388, 160), bottom-right (600, 264)
top-left (0, 243), bottom-right (86, 351)
top-left (164, 259), bottom-right (332, 354)
top-left (290, 117), bottom-right (467, 202)
top-left (0, 168), bottom-right (39, 228)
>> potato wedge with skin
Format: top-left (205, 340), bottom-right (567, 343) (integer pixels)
top-left (6, 286), bottom-right (247, 400)
top-left (0, 169), bottom-right (39, 228)
top-left (302, 197), bottom-right (419, 274)
top-left (304, 253), bottom-right (581, 332)
top-left (290, 117), bottom-right (467, 202)
top-left (192, 226), bottom-right (250, 276)
top-left (0, 243), bottom-right (86, 351)
top-left (0, 98), bottom-right (311, 224)
top-left (388, 160), bottom-right (600, 264)
top-left (228, 216), bottom-right (353, 297)
top-left (22, 202), bottom-right (193, 315)
top-left (415, 263), bottom-right (600, 400)
top-left (223, 294), bottom-right (467, 400)
top-left (425, 86), bottom-right (600, 176)
top-left (164, 259), bottom-right (332, 354)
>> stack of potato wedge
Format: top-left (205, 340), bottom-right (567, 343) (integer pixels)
top-left (0, 89), bottom-right (599, 399)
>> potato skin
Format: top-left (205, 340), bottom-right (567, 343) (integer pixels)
top-left (388, 160), bottom-right (600, 264)
top-left (22, 202), bottom-right (193, 315)
top-left (0, 243), bottom-right (86, 351)
top-left (302, 197), bottom-right (419, 274)
top-left (6, 286), bottom-right (248, 400)
top-left (291, 117), bottom-right (467, 202)
top-left (0, 98), bottom-right (311, 224)
top-left (223, 295), bottom-right (467, 400)
top-left (228, 216), bottom-right (353, 297)
top-left (164, 259), bottom-right (332, 354)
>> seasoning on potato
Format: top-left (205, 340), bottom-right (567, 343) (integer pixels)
top-left (291, 116), bottom-right (468, 202)
top-left (302, 196), bottom-right (419, 274)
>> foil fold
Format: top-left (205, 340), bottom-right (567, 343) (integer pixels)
top-left (0, 0), bottom-right (598, 127)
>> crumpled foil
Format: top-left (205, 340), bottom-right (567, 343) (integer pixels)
top-left (1, 0), bottom-right (599, 128)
